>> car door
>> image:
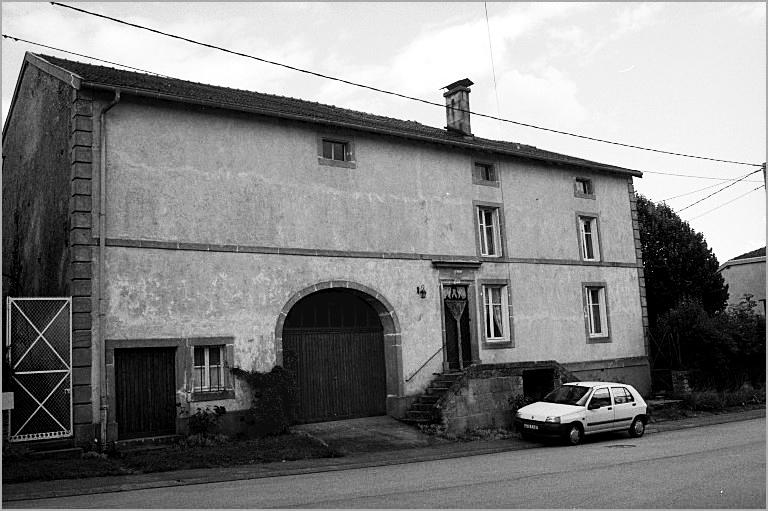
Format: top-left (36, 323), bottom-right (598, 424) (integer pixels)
top-left (610, 386), bottom-right (636, 431)
top-left (585, 387), bottom-right (614, 433)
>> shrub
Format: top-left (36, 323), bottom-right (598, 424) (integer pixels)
top-left (188, 406), bottom-right (226, 436)
top-left (652, 296), bottom-right (766, 390)
top-left (231, 365), bottom-right (297, 437)
top-left (508, 393), bottom-right (534, 415)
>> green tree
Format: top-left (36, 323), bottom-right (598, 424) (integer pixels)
top-left (635, 194), bottom-right (729, 325)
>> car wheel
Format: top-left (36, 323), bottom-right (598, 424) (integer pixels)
top-left (629, 417), bottom-right (645, 438)
top-left (565, 423), bottom-right (583, 445)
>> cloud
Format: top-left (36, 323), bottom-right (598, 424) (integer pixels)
top-left (584, 3), bottom-right (665, 60)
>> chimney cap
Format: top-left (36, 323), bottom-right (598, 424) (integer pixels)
top-left (442, 78), bottom-right (474, 91)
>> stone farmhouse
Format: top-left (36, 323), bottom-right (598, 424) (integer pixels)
top-left (2, 52), bottom-right (650, 446)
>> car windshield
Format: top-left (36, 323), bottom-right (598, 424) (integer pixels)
top-left (542, 385), bottom-right (590, 405)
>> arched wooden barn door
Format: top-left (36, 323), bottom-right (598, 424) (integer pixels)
top-left (282, 289), bottom-right (386, 423)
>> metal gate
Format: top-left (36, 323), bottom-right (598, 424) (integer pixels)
top-left (5, 297), bottom-right (72, 442)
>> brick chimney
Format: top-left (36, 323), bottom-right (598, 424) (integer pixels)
top-left (442, 78), bottom-right (474, 136)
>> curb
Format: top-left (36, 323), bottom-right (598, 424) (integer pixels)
top-left (2, 408), bottom-right (764, 503)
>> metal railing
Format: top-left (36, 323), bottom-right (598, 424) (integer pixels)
top-left (405, 346), bottom-right (443, 383)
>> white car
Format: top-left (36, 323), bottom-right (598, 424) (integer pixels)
top-left (514, 382), bottom-right (648, 445)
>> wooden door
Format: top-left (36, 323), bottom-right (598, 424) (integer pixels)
top-left (114, 348), bottom-right (176, 439)
top-left (282, 290), bottom-right (386, 423)
top-left (443, 285), bottom-right (472, 370)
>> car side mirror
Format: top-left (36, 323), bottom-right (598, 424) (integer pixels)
top-left (588, 402), bottom-right (601, 410)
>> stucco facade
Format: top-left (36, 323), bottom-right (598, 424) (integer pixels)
top-left (718, 253), bottom-right (766, 315)
top-left (3, 53), bottom-right (650, 445)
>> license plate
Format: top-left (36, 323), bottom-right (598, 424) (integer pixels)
top-left (524, 423), bottom-right (538, 430)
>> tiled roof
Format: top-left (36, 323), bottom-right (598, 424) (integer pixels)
top-left (32, 53), bottom-right (641, 177)
top-left (731, 246), bottom-right (766, 261)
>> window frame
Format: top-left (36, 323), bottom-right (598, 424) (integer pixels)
top-left (479, 279), bottom-right (514, 348)
top-left (574, 177), bottom-right (595, 199)
top-left (189, 338), bottom-right (235, 402)
top-left (317, 134), bottom-right (356, 169)
top-left (474, 201), bottom-right (506, 259)
top-left (582, 282), bottom-right (611, 343)
top-left (472, 161), bottom-right (500, 187)
top-left (576, 213), bottom-right (602, 262)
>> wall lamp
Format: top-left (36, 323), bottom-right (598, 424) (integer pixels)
top-left (416, 285), bottom-right (427, 299)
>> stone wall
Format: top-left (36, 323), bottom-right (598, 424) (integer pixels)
top-left (438, 361), bottom-right (578, 434)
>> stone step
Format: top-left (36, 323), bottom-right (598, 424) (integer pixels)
top-left (410, 403), bottom-right (435, 412)
top-left (405, 410), bottom-right (435, 420)
top-left (426, 386), bottom-right (451, 395)
top-left (28, 447), bottom-right (83, 460)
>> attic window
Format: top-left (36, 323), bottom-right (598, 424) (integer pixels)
top-left (318, 135), bottom-right (356, 169)
top-left (323, 140), bottom-right (348, 161)
top-left (574, 178), bottom-right (595, 199)
top-left (473, 162), bottom-right (499, 186)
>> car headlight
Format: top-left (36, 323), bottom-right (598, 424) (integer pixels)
top-left (544, 416), bottom-right (561, 423)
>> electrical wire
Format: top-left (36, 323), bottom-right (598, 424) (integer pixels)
top-left (662, 181), bottom-right (732, 201)
top-left (1, 34), bottom-right (171, 77)
top-left (688, 185), bottom-right (765, 220)
top-left (642, 169), bottom-right (763, 182)
top-left (49, 1), bottom-right (764, 168)
top-left (677, 168), bottom-right (763, 212)
top-left (483, 3), bottom-right (502, 134)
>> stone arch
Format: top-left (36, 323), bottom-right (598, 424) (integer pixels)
top-left (275, 280), bottom-right (404, 406)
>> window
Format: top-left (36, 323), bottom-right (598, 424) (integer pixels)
top-left (590, 387), bottom-right (611, 408)
top-left (473, 162), bottom-right (498, 185)
top-left (574, 178), bottom-right (594, 198)
top-left (584, 285), bottom-right (609, 339)
top-left (578, 215), bottom-right (600, 261)
top-left (611, 387), bottom-right (634, 404)
top-left (193, 345), bottom-right (226, 392)
top-left (322, 139), bottom-right (349, 161)
top-left (477, 206), bottom-right (502, 257)
top-left (483, 285), bottom-right (510, 342)
top-left (317, 135), bottom-right (356, 168)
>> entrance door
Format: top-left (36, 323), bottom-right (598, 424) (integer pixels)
top-left (114, 348), bottom-right (176, 439)
top-left (443, 285), bottom-right (472, 371)
top-left (283, 290), bottom-right (387, 423)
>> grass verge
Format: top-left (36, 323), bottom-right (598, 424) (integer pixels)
top-left (2, 433), bottom-right (340, 484)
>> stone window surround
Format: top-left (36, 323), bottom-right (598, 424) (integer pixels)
top-left (472, 160), bottom-right (500, 187)
top-left (574, 177), bottom-right (595, 199)
top-left (104, 336), bottom-right (235, 441)
top-left (473, 200), bottom-right (507, 260)
top-left (581, 281), bottom-right (612, 343)
top-left (575, 212), bottom-right (603, 262)
top-left (317, 133), bottom-right (356, 169)
top-left (478, 278), bottom-right (515, 349)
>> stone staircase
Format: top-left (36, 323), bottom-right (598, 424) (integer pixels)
top-left (401, 370), bottom-right (465, 425)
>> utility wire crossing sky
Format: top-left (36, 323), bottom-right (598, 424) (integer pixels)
top-left (2, 2), bottom-right (765, 263)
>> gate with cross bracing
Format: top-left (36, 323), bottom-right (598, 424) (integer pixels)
top-left (5, 297), bottom-right (73, 442)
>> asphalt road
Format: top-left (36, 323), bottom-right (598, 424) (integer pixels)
top-left (8, 418), bottom-right (765, 509)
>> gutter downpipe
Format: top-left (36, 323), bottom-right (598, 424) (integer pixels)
top-left (98, 89), bottom-right (120, 450)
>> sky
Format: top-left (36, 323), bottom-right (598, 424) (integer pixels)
top-left (2, 2), bottom-right (766, 264)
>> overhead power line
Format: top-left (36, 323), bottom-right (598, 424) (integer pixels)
top-left (677, 168), bottom-right (763, 212)
top-left (688, 185), bottom-right (765, 220)
top-left (642, 169), bottom-right (763, 182)
top-left (662, 181), bottom-right (733, 201)
top-left (49, 1), bottom-right (764, 169)
top-left (2, 34), bottom-right (171, 77)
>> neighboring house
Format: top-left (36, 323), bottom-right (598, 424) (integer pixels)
top-left (2, 52), bottom-right (650, 446)
top-left (718, 247), bottom-right (766, 315)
